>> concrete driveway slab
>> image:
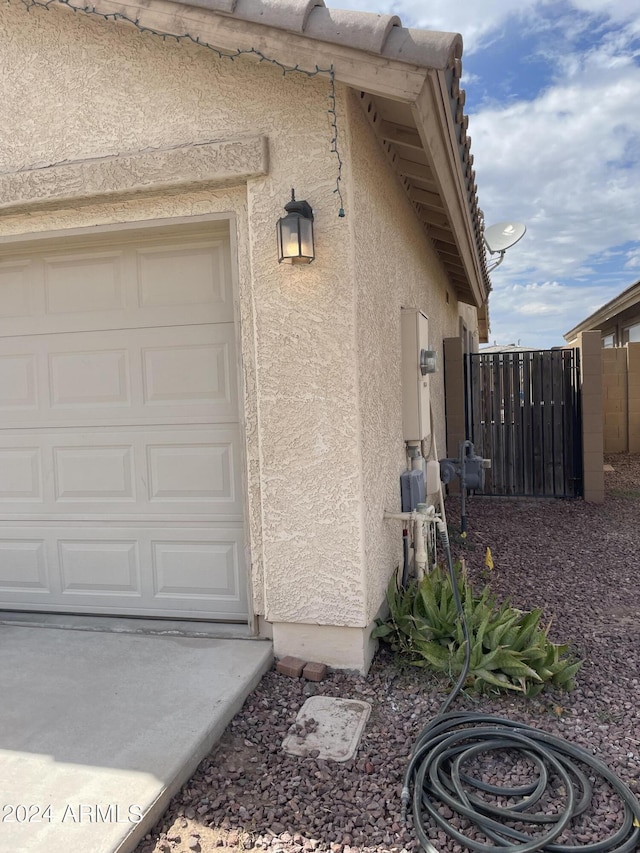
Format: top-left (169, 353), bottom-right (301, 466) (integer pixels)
top-left (0, 624), bottom-right (272, 853)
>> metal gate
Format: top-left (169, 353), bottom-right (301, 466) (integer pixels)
top-left (465, 349), bottom-right (583, 497)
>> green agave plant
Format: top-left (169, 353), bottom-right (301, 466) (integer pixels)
top-left (372, 563), bottom-right (581, 696)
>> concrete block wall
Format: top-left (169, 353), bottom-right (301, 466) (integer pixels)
top-left (628, 343), bottom-right (640, 453)
top-left (602, 347), bottom-right (628, 452)
top-left (600, 342), bottom-right (640, 454)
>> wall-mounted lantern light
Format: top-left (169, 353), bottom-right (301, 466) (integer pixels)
top-left (277, 189), bottom-right (315, 264)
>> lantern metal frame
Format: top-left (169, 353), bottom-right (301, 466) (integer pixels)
top-left (276, 189), bottom-right (315, 264)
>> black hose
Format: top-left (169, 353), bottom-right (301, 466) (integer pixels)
top-left (401, 528), bottom-right (410, 588)
top-left (401, 525), bottom-right (640, 853)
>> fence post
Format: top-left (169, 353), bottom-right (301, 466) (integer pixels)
top-left (627, 343), bottom-right (640, 453)
top-left (577, 331), bottom-right (604, 502)
top-left (443, 337), bottom-right (466, 495)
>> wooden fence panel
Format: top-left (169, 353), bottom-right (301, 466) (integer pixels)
top-left (522, 354), bottom-right (533, 494)
top-left (492, 354), bottom-right (504, 493)
top-left (562, 349), bottom-right (581, 497)
top-left (482, 356), bottom-right (494, 492)
top-left (551, 351), bottom-right (565, 496)
top-left (531, 352), bottom-right (544, 495)
top-left (503, 353), bottom-right (514, 494)
top-left (542, 351), bottom-right (554, 495)
top-left (465, 349), bottom-right (582, 497)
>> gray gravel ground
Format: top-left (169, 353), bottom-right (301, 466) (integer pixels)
top-left (136, 454), bottom-right (640, 853)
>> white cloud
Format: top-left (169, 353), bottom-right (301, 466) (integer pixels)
top-left (325, 0), bottom-right (640, 346)
top-left (326, 0), bottom-right (640, 53)
top-left (486, 280), bottom-right (621, 347)
top-left (325, 0), bottom-right (541, 52)
top-left (471, 52), bottom-right (640, 288)
top-left (625, 249), bottom-right (640, 270)
top-left (570, 0), bottom-right (640, 24)
top-left (516, 302), bottom-right (556, 316)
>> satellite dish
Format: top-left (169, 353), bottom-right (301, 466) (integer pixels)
top-left (483, 221), bottom-right (526, 273)
top-left (484, 222), bottom-right (526, 254)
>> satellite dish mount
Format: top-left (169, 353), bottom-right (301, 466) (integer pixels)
top-left (484, 222), bottom-right (526, 273)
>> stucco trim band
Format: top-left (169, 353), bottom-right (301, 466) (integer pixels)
top-left (0, 135), bottom-right (269, 214)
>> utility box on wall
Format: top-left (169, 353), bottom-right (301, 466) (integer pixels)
top-left (401, 308), bottom-right (432, 442)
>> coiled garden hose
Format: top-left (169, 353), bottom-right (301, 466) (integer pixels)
top-left (400, 522), bottom-right (640, 853)
top-left (402, 527), bottom-right (410, 589)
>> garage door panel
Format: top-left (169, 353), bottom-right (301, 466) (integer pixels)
top-left (0, 305), bottom-right (234, 339)
top-left (0, 324), bottom-right (239, 427)
top-left (0, 232), bottom-right (234, 338)
top-left (0, 540), bottom-right (49, 592)
top-left (147, 442), bottom-right (235, 503)
top-left (0, 448), bottom-right (43, 501)
top-left (0, 427), bottom-right (244, 517)
top-left (137, 241), bottom-right (229, 309)
top-left (54, 446), bottom-right (135, 502)
top-left (0, 354), bottom-right (38, 411)
top-left (152, 538), bottom-right (242, 600)
top-left (49, 348), bottom-right (130, 408)
top-left (58, 540), bottom-right (141, 595)
top-left (0, 260), bottom-right (32, 319)
top-left (0, 525), bottom-right (247, 619)
top-left (44, 251), bottom-right (125, 315)
top-left (0, 224), bottom-right (248, 621)
top-left (142, 341), bottom-right (232, 407)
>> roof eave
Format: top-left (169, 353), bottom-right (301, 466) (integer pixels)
top-left (49, 0), bottom-right (488, 305)
top-left (412, 70), bottom-right (487, 308)
top-left (66, 0), bottom-right (431, 100)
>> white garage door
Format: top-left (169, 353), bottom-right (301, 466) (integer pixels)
top-left (0, 222), bottom-right (248, 620)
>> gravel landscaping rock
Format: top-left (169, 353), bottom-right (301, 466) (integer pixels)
top-left (136, 454), bottom-right (640, 853)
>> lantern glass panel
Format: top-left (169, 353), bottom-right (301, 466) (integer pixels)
top-left (279, 215), bottom-right (300, 260)
top-left (297, 218), bottom-right (314, 261)
top-left (278, 214), bottom-right (314, 263)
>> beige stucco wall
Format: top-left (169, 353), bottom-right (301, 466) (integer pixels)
top-left (2, 3), bottom-right (480, 653)
top-left (345, 90), bottom-right (478, 625)
top-left (1, 1), bottom-right (366, 627)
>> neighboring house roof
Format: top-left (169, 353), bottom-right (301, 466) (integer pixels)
top-left (40, 0), bottom-right (490, 308)
top-left (564, 279), bottom-right (640, 342)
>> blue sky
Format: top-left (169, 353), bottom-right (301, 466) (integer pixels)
top-left (327, 0), bottom-right (640, 347)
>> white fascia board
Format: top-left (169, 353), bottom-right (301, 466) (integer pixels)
top-left (412, 72), bottom-right (485, 308)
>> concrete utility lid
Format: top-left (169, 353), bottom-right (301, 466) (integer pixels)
top-left (282, 696), bottom-right (371, 762)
